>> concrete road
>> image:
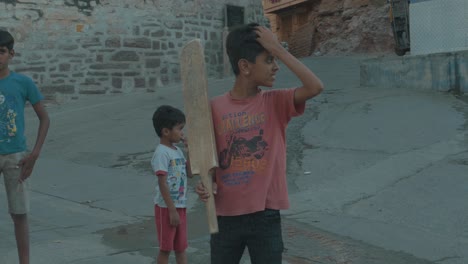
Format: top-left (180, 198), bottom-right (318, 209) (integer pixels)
top-left (0, 55), bottom-right (466, 264)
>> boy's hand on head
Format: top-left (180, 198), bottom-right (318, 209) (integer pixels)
top-left (18, 154), bottom-right (37, 183)
top-left (255, 26), bottom-right (283, 54)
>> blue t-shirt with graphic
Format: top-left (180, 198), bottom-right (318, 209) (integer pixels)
top-left (0, 71), bottom-right (44, 154)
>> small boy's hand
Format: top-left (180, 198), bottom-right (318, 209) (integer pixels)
top-left (169, 208), bottom-right (180, 226)
top-left (181, 137), bottom-right (188, 149)
top-left (18, 154), bottom-right (38, 183)
top-left (255, 26), bottom-right (283, 54)
top-left (195, 181), bottom-right (217, 202)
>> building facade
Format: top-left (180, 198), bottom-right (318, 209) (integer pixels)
top-left (263, 0), bottom-right (317, 57)
top-left (0, 0), bottom-right (265, 101)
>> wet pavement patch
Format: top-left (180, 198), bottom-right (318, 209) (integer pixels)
top-left (95, 218), bottom-right (157, 258)
top-left (282, 218), bottom-right (437, 264)
top-left (94, 207), bottom-right (212, 262)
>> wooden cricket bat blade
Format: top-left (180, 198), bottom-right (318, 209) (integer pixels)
top-left (180, 39), bottom-right (219, 234)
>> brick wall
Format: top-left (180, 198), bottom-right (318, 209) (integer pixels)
top-left (0, 0), bottom-right (266, 101)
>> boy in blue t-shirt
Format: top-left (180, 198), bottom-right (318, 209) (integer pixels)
top-left (0, 30), bottom-right (50, 264)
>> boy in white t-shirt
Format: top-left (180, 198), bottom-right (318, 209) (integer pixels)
top-left (151, 105), bottom-right (193, 264)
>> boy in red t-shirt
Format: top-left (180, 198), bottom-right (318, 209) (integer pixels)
top-left (196, 23), bottom-right (324, 263)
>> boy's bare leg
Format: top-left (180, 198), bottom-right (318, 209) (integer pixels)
top-left (175, 251), bottom-right (187, 264)
top-left (157, 250), bottom-right (170, 264)
top-left (11, 213), bottom-right (29, 264)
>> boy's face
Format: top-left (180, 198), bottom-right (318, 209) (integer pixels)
top-left (164, 123), bottom-right (185, 144)
top-left (249, 51), bottom-right (280, 87)
top-left (0, 46), bottom-right (14, 74)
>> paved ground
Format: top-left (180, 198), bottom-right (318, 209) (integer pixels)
top-left (0, 55), bottom-right (467, 264)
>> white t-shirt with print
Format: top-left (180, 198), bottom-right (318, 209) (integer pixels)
top-left (151, 144), bottom-right (188, 208)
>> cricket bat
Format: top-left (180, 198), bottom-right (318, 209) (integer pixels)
top-left (180, 39), bottom-right (219, 234)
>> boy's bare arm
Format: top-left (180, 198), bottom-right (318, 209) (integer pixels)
top-left (31, 101), bottom-right (50, 157)
top-left (255, 26), bottom-right (324, 105)
top-left (18, 101), bottom-right (50, 182)
top-left (157, 175), bottom-right (180, 226)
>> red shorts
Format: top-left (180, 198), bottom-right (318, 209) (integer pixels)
top-left (154, 205), bottom-right (188, 252)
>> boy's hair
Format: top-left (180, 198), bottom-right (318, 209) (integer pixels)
top-left (152, 105), bottom-right (186, 137)
top-left (0, 30), bottom-right (14, 50)
top-left (226, 22), bottom-right (266, 75)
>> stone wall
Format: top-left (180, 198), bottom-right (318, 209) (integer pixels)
top-left (0, 0), bottom-right (266, 101)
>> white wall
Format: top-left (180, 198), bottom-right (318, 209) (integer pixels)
top-left (410, 0), bottom-right (468, 55)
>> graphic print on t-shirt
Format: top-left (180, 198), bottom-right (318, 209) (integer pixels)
top-left (0, 92), bottom-right (17, 142)
top-left (218, 111), bottom-right (269, 186)
top-left (167, 158), bottom-right (187, 205)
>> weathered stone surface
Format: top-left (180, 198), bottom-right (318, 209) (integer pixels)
top-left (124, 72), bottom-right (140, 77)
top-left (59, 64), bottom-right (71, 72)
top-left (16, 66), bottom-right (46, 72)
top-left (164, 20), bottom-right (183, 30)
top-left (80, 37), bottom-right (101, 48)
top-left (123, 38), bottom-right (151, 49)
top-left (89, 63), bottom-right (130, 70)
top-left (112, 77), bottom-right (122, 88)
top-left (105, 37), bottom-right (121, 48)
top-left (87, 71), bottom-right (108, 76)
top-left (344, 0), bottom-right (371, 9)
top-left (318, 0), bottom-right (343, 15)
top-left (134, 78), bottom-right (145, 88)
top-left (111, 51), bottom-right (139, 61)
top-left (58, 44), bottom-right (80, 51)
top-left (42, 85), bottom-right (75, 94)
top-left (79, 86), bottom-right (108, 94)
top-left (146, 58), bottom-right (160, 68)
top-left (152, 41), bottom-right (161, 50)
top-left (151, 30), bottom-right (165, 38)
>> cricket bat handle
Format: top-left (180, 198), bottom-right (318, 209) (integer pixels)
top-left (201, 172), bottom-right (218, 234)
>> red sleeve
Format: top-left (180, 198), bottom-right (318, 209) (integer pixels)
top-left (155, 170), bottom-right (167, 177)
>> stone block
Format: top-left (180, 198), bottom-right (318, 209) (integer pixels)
top-left (112, 77), bottom-right (122, 88)
top-left (13, 8), bottom-right (43, 21)
top-left (79, 85), bottom-right (108, 94)
top-left (123, 38), bottom-right (151, 49)
top-left (153, 41), bottom-right (161, 50)
top-left (80, 37), bottom-right (101, 48)
top-left (87, 72), bottom-right (109, 76)
top-left (134, 78), bottom-right (145, 88)
top-left (164, 20), bottom-right (183, 30)
top-left (43, 8), bottom-right (81, 20)
top-left (151, 30), bottom-right (165, 38)
top-left (111, 51), bottom-right (139, 61)
top-left (15, 66), bottom-right (46, 72)
top-left (124, 72), bottom-right (140, 77)
top-left (41, 85), bottom-right (75, 94)
top-left (59, 64), bottom-right (71, 72)
top-left (89, 63), bottom-right (130, 70)
top-left (58, 44), bottom-right (80, 51)
top-left (105, 37), bottom-right (121, 48)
